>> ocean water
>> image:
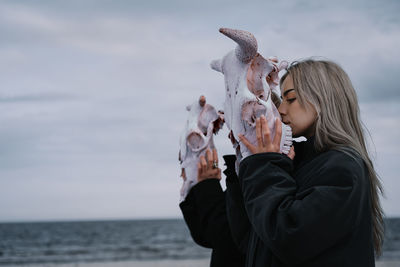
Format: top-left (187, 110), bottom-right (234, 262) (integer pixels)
top-left (0, 218), bottom-right (398, 265)
top-left (0, 219), bottom-right (209, 265)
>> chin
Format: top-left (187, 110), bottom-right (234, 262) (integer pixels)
top-left (291, 128), bottom-right (299, 138)
top-left (292, 131), bottom-right (306, 139)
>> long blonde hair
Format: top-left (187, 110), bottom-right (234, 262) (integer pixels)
top-left (280, 58), bottom-right (385, 256)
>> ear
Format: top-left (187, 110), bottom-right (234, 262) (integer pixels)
top-left (210, 59), bottom-right (222, 73)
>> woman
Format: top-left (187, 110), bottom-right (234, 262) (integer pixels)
top-left (180, 149), bottom-right (245, 267)
top-left (202, 59), bottom-right (384, 266)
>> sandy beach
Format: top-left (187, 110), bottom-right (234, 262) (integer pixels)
top-left (3, 259), bottom-right (399, 267)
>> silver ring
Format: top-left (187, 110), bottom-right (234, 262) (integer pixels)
top-left (212, 160), bottom-right (218, 169)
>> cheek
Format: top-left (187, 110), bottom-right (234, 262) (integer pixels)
top-left (288, 104), bottom-right (316, 136)
top-left (294, 115), bottom-right (313, 130)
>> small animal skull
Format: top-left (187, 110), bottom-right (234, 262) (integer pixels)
top-left (178, 95), bottom-right (224, 202)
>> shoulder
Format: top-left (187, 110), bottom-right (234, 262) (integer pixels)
top-left (320, 148), bottom-right (364, 172)
top-left (304, 148), bottom-right (367, 186)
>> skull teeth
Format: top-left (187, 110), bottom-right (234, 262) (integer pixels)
top-left (280, 124), bottom-right (293, 155)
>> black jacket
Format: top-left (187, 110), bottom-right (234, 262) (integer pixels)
top-left (225, 136), bottom-right (375, 267)
top-left (179, 178), bottom-right (245, 267)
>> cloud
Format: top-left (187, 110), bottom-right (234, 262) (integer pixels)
top-left (0, 93), bottom-right (76, 103)
top-left (359, 101), bottom-right (400, 216)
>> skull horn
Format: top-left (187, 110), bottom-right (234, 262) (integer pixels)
top-left (219, 28), bottom-right (258, 63)
top-left (199, 95), bottom-right (206, 107)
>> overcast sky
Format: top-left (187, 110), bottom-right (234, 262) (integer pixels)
top-left (0, 0), bottom-right (399, 222)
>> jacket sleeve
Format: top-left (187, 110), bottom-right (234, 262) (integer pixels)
top-left (238, 151), bottom-right (367, 265)
top-left (191, 178), bottom-right (243, 256)
top-left (223, 154), bottom-right (251, 254)
top-left (179, 188), bottom-right (212, 248)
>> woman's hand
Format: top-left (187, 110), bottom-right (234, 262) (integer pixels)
top-left (238, 115), bottom-right (295, 160)
top-left (197, 148), bottom-right (221, 182)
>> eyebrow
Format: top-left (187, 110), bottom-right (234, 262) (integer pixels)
top-left (283, 88), bottom-right (295, 97)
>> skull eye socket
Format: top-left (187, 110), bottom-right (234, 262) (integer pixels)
top-left (242, 101), bottom-right (266, 127)
top-left (271, 92), bottom-right (281, 108)
top-left (187, 132), bottom-right (205, 150)
top-left (197, 106), bottom-right (218, 135)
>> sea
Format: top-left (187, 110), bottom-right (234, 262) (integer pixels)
top-left (0, 218), bottom-right (399, 265)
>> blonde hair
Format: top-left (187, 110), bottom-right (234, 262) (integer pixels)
top-left (280, 58), bottom-right (385, 256)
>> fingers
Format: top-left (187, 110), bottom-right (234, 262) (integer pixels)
top-left (287, 145), bottom-right (295, 160)
top-left (198, 149), bottom-right (221, 182)
top-left (216, 168), bottom-right (221, 180)
top-left (206, 149), bottom-right (213, 167)
top-left (273, 118), bottom-right (282, 147)
top-left (212, 149), bottom-right (218, 165)
top-left (200, 155), bottom-right (207, 173)
top-left (256, 117), bottom-right (263, 147)
top-left (261, 115), bottom-right (271, 145)
top-left (197, 162), bottom-right (201, 179)
top-left (238, 134), bottom-right (256, 154)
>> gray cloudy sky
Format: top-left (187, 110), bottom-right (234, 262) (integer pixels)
top-left (0, 0), bottom-right (399, 222)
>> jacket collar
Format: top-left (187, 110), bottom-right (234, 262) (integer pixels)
top-left (292, 135), bottom-right (319, 169)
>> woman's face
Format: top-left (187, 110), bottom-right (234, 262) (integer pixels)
top-left (278, 75), bottom-right (318, 138)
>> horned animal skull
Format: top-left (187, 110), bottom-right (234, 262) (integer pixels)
top-left (178, 95), bottom-right (224, 202)
top-left (210, 28), bottom-right (292, 172)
